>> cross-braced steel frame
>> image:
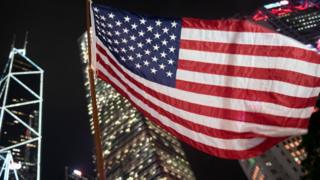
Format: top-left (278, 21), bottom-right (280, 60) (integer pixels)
top-left (0, 48), bottom-right (43, 180)
top-left (0, 151), bottom-right (19, 180)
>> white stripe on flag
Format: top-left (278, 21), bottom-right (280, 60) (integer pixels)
top-left (179, 49), bottom-right (320, 78)
top-left (181, 28), bottom-right (310, 50)
top-left (177, 69), bottom-right (319, 99)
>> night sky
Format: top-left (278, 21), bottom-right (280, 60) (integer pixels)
top-left (0, 1), bottom-right (271, 179)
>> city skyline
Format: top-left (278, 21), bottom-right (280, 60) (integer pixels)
top-left (2, 0), bottom-right (319, 179)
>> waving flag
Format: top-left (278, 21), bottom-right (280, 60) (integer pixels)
top-left (90, 3), bottom-right (320, 159)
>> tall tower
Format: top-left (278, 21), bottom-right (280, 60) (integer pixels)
top-left (0, 44), bottom-right (43, 180)
top-left (79, 33), bottom-right (195, 179)
top-left (240, 1), bottom-right (320, 179)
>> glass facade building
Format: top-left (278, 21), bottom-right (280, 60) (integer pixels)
top-left (240, 1), bottom-right (320, 179)
top-left (253, 0), bottom-right (320, 49)
top-left (0, 51), bottom-right (41, 180)
top-left (79, 33), bottom-right (195, 180)
top-left (239, 136), bottom-right (305, 180)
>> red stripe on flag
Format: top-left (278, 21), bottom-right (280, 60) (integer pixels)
top-left (180, 39), bottom-right (320, 64)
top-left (96, 43), bottom-right (309, 129)
top-left (96, 52), bottom-right (286, 159)
top-left (182, 18), bottom-right (274, 33)
top-left (176, 79), bottom-right (316, 109)
top-left (178, 59), bottom-right (320, 88)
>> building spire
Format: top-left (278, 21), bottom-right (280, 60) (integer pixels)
top-left (8, 34), bottom-right (16, 59)
top-left (10, 34), bottom-right (16, 50)
top-left (23, 31), bottom-right (29, 55)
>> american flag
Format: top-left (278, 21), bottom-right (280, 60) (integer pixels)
top-left (91, 4), bottom-right (320, 159)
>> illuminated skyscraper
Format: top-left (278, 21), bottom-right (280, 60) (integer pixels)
top-left (0, 46), bottom-right (43, 180)
top-left (252, 0), bottom-right (320, 49)
top-left (239, 136), bottom-right (305, 180)
top-left (240, 1), bottom-right (319, 179)
top-left (79, 33), bottom-right (195, 179)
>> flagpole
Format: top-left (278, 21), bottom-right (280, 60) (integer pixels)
top-left (85, 0), bottom-right (106, 179)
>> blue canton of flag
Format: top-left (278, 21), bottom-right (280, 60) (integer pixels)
top-left (92, 4), bottom-right (181, 87)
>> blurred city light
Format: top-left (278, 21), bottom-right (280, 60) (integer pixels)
top-left (73, 169), bottom-right (82, 177)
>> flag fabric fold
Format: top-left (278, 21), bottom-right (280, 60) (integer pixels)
top-left (90, 3), bottom-right (320, 159)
